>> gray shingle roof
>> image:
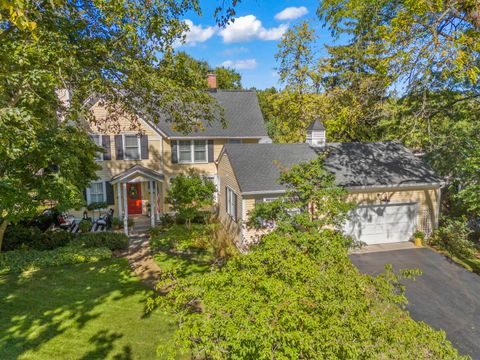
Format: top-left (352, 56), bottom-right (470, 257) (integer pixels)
top-left (224, 143), bottom-right (318, 193)
top-left (324, 142), bottom-right (442, 187)
top-left (307, 119), bottom-right (325, 131)
top-left (152, 90), bottom-right (268, 138)
top-left (223, 142), bottom-right (442, 194)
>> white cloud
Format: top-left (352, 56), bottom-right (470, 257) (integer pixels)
top-left (180, 19), bottom-right (216, 46)
top-left (221, 58), bottom-right (257, 70)
top-left (274, 6), bottom-right (309, 21)
top-left (219, 15), bottom-right (288, 43)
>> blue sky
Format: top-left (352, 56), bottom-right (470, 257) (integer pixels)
top-left (176, 1), bottom-right (338, 89)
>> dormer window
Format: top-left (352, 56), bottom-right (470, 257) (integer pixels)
top-left (306, 118), bottom-right (326, 147)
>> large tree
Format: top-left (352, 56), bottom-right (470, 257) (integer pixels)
top-left (0, 0), bottom-right (238, 245)
top-left (162, 51), bottom-right (243, 90)
top-left (318, 0), bottom-right (480, 92)
top-left (150, 159), bottom-right (463, 359)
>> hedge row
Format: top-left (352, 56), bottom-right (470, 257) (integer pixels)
top-left (2, 226), bottom-right (129, 252)
top-left (0, 246), bottom-right (112, 274)
top-left (75, 232), bottom-right (129, 251)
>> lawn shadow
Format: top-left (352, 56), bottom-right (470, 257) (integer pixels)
top-left (79, 330), bottom-right (132, 360)
top-left (0, 259), bottom-right (150, 359)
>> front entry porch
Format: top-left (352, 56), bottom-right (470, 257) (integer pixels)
top-left (111, 165), bottom-right (164, 235)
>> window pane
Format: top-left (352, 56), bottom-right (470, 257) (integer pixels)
top-left (179, 141), bottom-right (192, 162)
top-left (125, 147), bottom-right (139, 159)
top-left (91, 135), bottom-right (103, 160)
top-left (194, 140), bottom-right (206, 162)
top-left (125, 135), bottom-right (138, 147)
top-left (124, 135), bottom-right (140, 159)
top-left (90, 182), bottom-right (104, 203)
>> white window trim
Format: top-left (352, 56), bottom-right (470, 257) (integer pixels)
top-left (263, 197), bottom-right (277, 203)
top-left (86, 181), bottom-right (107, 205)
top-left (123, 134), bottom-right (142, 160)
top-left (226, 186), bottom-right (237, 220)
top-left (178, 140), bottom-right (209, 164)
top-left (90, 134), bottom-right (104, 161)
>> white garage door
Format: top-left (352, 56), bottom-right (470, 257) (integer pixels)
top-left (344, 203), bottom-right (418, 245)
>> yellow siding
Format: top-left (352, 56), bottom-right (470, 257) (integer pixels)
top-left (163, 138), bottom-right (225, 176)
top-left (228, 187), bottom-right (440, 247)
top-left (72, 100), bottom-right (164, 219)
top-left (217, 153), bottom-right (243, 243)
top-left (242, 196), bottom-right (273, 246)
top-left (77, 99), bottom-right (262, 221)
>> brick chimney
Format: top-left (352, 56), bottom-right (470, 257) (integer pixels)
top-left (207, 72), bottom-right (217, 90)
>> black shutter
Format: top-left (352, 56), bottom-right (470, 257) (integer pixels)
top-left (105, 182), bottom-right (115, 205)
top-left (83, 189), bottom-right (87, 203)
top-left (225, 186), bottom-right (228, 213)
top-left (208, 140), bottom-right (214, 162)
top-left (233, 192), bottom-right (238, 221)
top-left (141, 135), bottom-right (149, 159)
top-left (114, 135), bottom-right (123, 160)
top-left (102, 135), bottom-right (111, 160)
top-left (171, 140), bottom-right (178, 163)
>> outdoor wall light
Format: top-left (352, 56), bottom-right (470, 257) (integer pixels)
top-left (377, 193), bottom-right (391, 203)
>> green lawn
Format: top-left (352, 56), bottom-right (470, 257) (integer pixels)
top-left (0, 258), bottom-right (176, 360)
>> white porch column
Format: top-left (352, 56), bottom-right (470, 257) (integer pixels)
top-left (116, 183), bottom-right (123, 220)
top-left (122, 182), bottom-right (128, 235)
top-left (155, 181), bottom-right (161, 221)
top-left (150, 180), bottom-right (155, 228)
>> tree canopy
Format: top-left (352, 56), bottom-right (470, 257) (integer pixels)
top-left (151, 159), bottom-right (463, 359)
top-left (0, 0), bottom-right (239, 244)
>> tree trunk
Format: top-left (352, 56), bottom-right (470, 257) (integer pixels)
top-left (0, 220), bottom-right (9, 253)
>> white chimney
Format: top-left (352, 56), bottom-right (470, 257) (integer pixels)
top-left (306, 118), bottom-right (326, 147)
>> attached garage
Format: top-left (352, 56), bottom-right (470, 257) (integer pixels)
top-left (216, 140), bottom-right (443, 248)
top-left (344, 202), bottom-right (418, 245)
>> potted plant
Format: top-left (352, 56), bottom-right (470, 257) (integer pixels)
top-left (86, 202), bottom-right (108, 221)
top-left (413, 230), bottom-right (424, 247)
top-left (79, 218), bottom-right (93, 233)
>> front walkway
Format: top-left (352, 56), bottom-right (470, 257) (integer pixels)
top-left (125, 235), bottom-right (162, 290)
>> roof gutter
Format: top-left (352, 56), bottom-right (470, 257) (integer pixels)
top-left (241, 189), bottom-right (287, 196)
top-left (346, 182), bottom-right (444, 192)
top-left (168, 136), bottom-right (265, 140)
top-left (240, 182), bottom-right (444, 196)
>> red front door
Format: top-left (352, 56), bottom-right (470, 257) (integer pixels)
top-left (127, 183), bottom-right (142, 215)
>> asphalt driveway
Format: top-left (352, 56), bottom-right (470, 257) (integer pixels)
top-left (350, 248), bottom-right (480, 359)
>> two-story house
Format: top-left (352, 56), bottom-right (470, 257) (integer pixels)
top-left (75, 75), bottom-right (270, 233)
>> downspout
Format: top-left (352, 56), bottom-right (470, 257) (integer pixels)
top-left (435, 184), bottom-right (445, 229)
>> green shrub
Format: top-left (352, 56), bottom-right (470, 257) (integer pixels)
top-left (111, 217), bottom-right (121, 230)
top-left (0, 246), bottom-right (111, 274)
top-left (159, 213), bottom-right (175, 227)
top-left (153, 229), bottom-right (463, 359)
top-left (3, 225), bottom-right (44, 251)
top-left (413, 230), bottom-right (425, 240)
top-left (86, 202), bottom-right (108, 211)
top-left (78, 219), bottom-right (93, 233)
top-left (33, 230), bottom-right (74, 251)
top-left (75, 232), bottom-right (129, 251)
top-left (150, 224), bottom-right (210, 252)
top-left (3, 226), bottom-right (73, 251)
top-left (429, 218), bottom-right (477, 259)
